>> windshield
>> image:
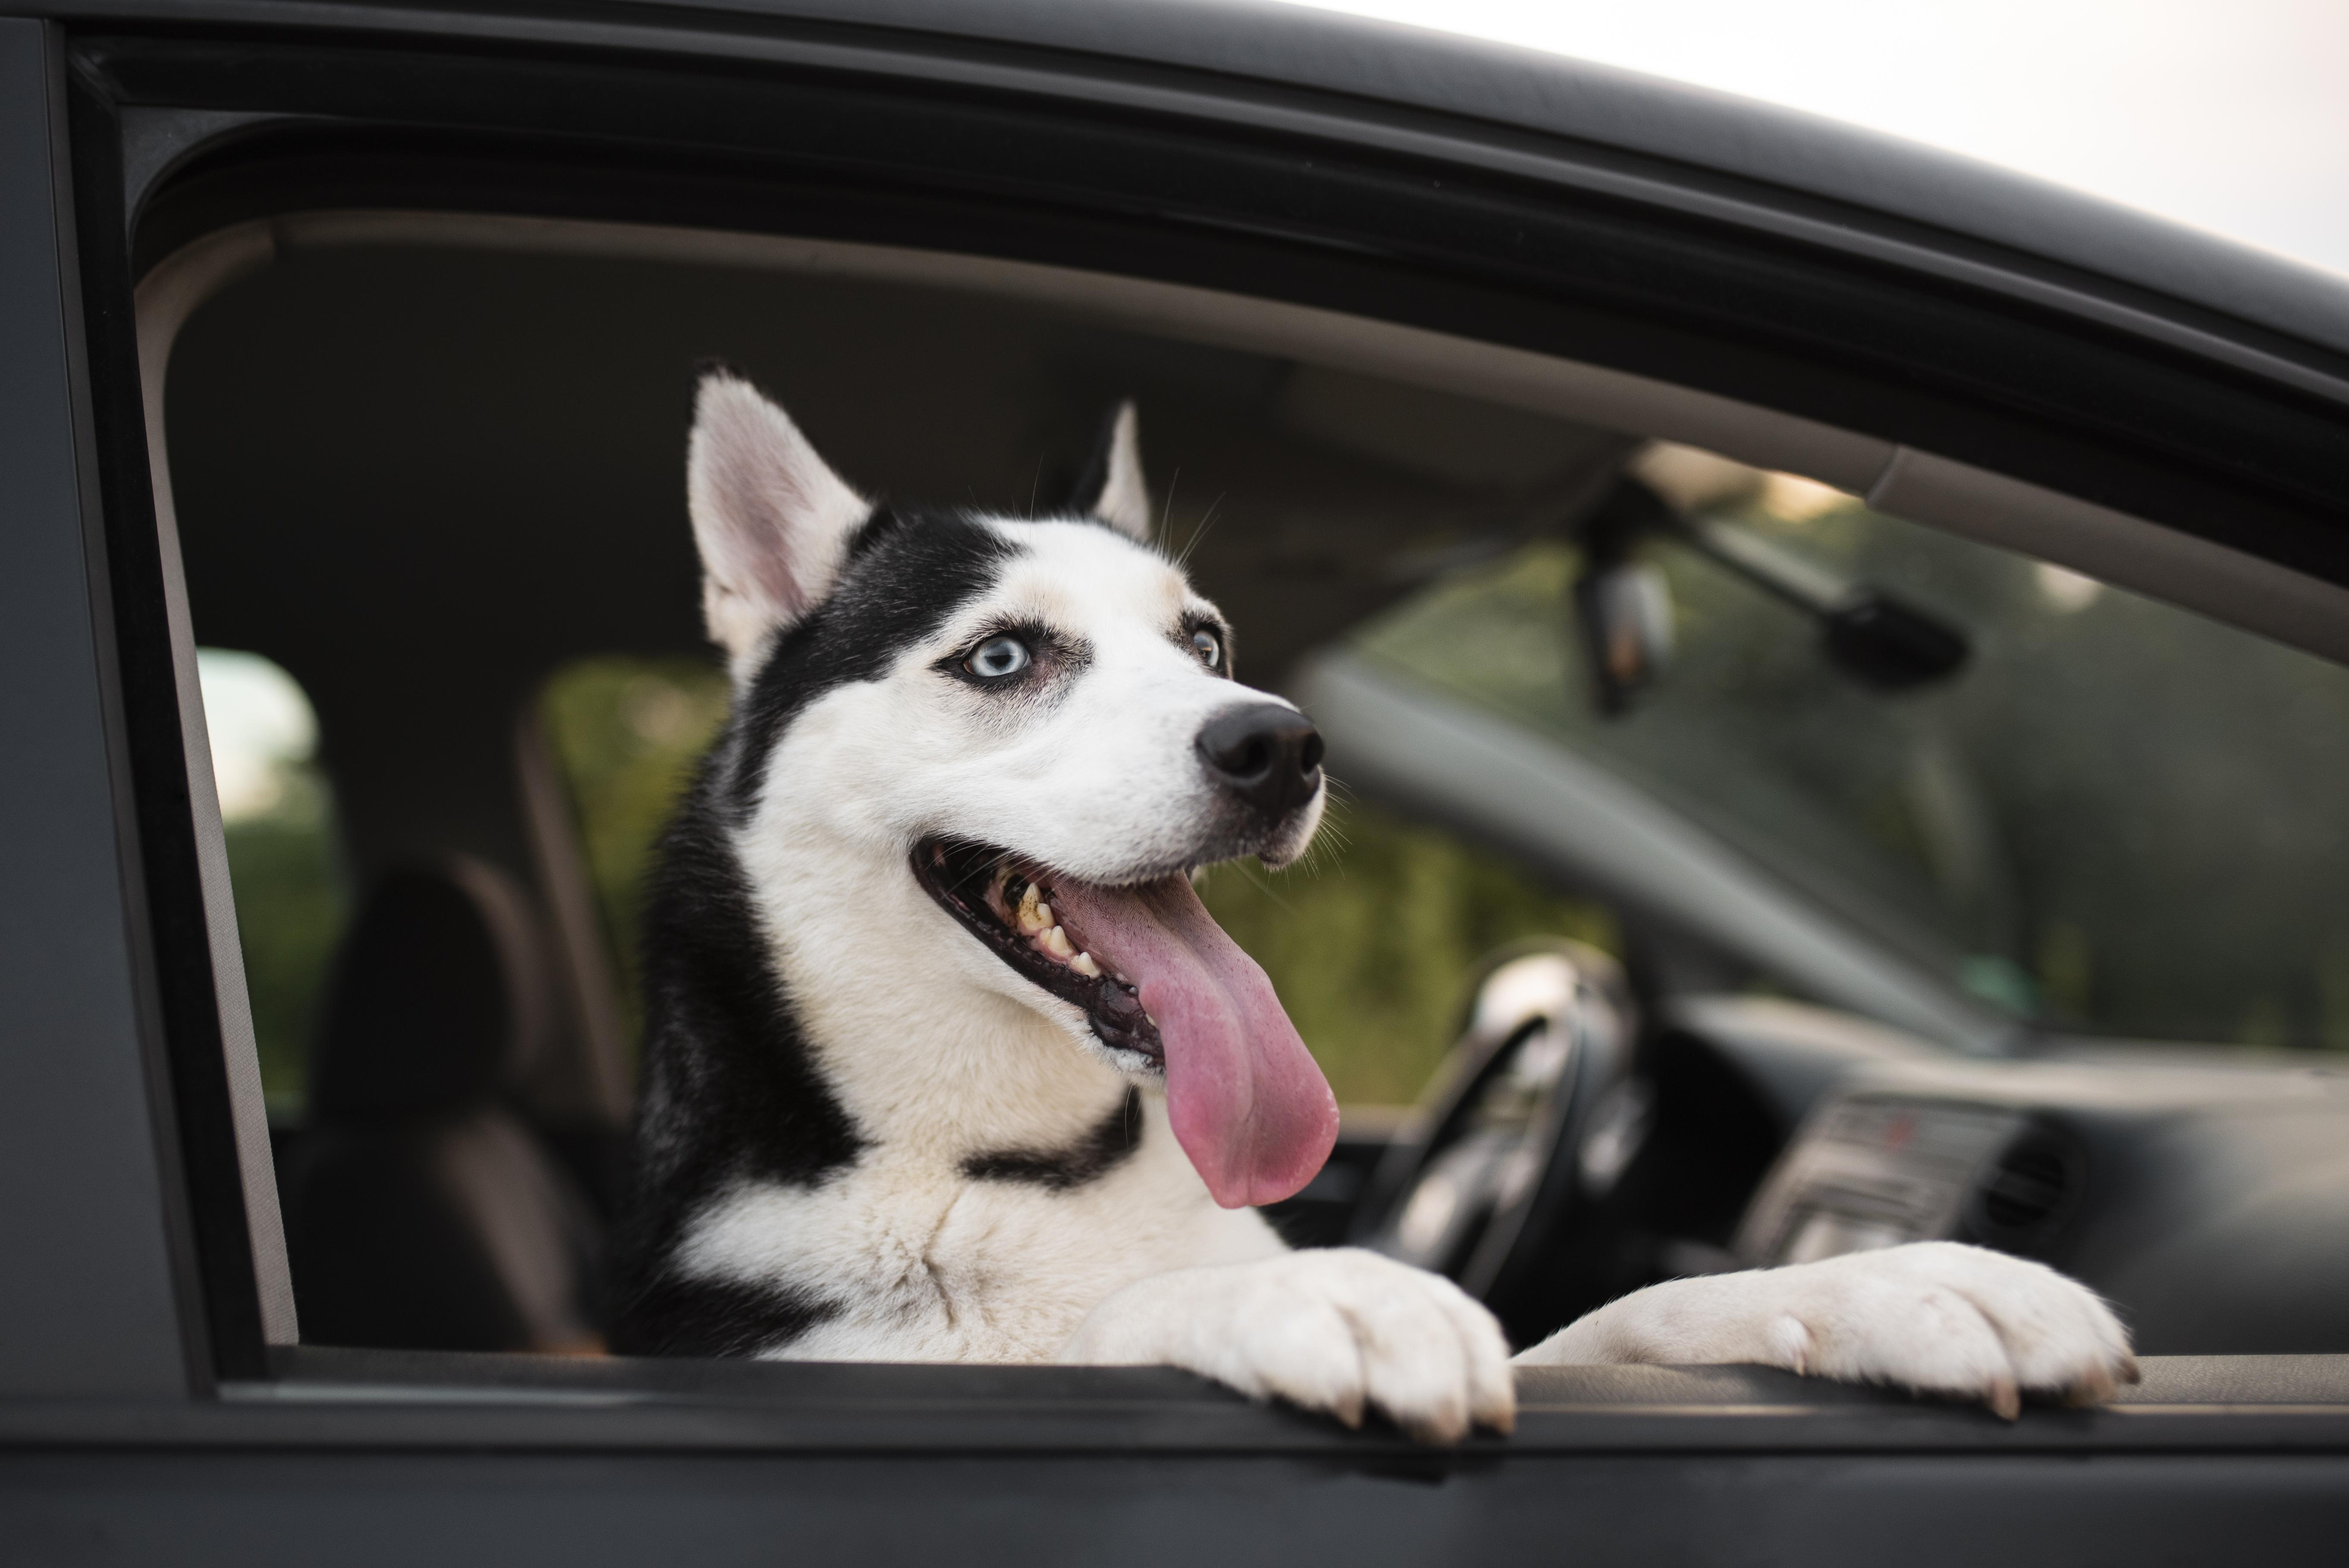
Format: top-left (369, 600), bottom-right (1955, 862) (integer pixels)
top-left (1349, 449), bottom-right (2349, 1051)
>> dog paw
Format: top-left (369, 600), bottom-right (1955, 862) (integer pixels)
top-left (1059, 1248), bottom-right (1514, 1442)
top-left (1520, 1241), bottom-right (2136, 1417)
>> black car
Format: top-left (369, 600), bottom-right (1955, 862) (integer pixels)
top-left (6, 0), bottom-right (2349, 1560)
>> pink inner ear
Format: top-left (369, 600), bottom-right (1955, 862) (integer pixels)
top-left (735, 459), bottom-right (826, 622)
top-left (688, 375), bottom-right (866, 642)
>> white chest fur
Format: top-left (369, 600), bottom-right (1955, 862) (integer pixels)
top-left (673, 1093), bottom-right (1287, 1363)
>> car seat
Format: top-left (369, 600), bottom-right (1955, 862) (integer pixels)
top-left (279, 856), bottom-right (608, 1353)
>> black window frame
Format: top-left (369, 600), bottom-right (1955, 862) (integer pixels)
top-left (28, 3), bottom-right (2349, 1495)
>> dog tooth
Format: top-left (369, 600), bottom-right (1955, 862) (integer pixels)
top-left (1042, 925), bottom-right (1076, 960)
top-left (1071, 952), bottom-right (1102, 978)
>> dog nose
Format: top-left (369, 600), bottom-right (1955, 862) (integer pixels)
top-left (1196, 704), bottom-right (1325, 821)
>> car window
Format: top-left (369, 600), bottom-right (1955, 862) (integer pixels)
top-left (538, 656), bottom-right (1613, 1106)
top-left (198, 648), bottom-right (350, 1113)
top-left (160, 219), bottom-right (2348, 1390)
top-left (1351, 448), bottom-right (2349, 1051)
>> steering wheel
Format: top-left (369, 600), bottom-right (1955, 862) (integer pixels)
top-left (1348, 940), bottom-right (1644, 1312)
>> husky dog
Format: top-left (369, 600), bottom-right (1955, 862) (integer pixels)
top-left (611, 370), bottom-right (2136, 1440)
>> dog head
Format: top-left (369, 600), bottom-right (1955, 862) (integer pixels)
top-left (684, 370), bottom-right (1338, 1206)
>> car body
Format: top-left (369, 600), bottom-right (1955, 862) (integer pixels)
top-left (4, 0), bottom-right (2349, 1560)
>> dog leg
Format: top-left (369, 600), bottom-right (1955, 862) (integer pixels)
top-left (1514, 1241), bottom-right (2138, 1416)
top-left (1058, 1248), bottom-right (1516, 1442)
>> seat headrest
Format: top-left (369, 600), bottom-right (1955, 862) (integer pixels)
top-left (308, 856), bottom-right (554, 1119)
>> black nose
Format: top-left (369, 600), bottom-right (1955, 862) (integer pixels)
top-left (1196, 704), bottom-right (1325, 823)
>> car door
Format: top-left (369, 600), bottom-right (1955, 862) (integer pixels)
top-left (6, 4), bottom-right (2349, 1562)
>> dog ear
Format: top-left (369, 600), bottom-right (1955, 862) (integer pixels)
top-left (687, 368), bottom-right (869, 679)
top-left (1068, 399), bottom-right (1153, 543)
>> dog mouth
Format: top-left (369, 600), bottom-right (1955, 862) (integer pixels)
top-left (909, 835), bottom-right (1340, 1208)
top-left (911, 838), bottom-right (1162, 1065)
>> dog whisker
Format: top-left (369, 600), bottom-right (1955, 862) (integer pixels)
top-left (1157, 465), bottom-right (1181, 553)
top-left (1225, 857), bottom-right (1301, 918)
top-left (1172, 491), bottom-right (1228, 572)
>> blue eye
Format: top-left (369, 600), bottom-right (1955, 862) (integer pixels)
top-left (1190, 628), bottom-right (1223, 669)
top-left (965, 635), bottom-right (1032, 680)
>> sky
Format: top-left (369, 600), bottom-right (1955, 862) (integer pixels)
top-left (1291, 0), bottom-right (2349, 281)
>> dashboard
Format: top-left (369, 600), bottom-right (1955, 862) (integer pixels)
top-left (1737, 1094), bottom-right (2046, 1266)
top-left (1691, 998), bottom-right (2349, 1355)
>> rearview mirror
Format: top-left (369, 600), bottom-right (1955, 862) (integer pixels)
top-left (1569, 478), bottom-right (1969, 715)
top-left (1573, 559), bottom-right (1674, 715)
top-left (1820, 592), bottom-right (1969, 690)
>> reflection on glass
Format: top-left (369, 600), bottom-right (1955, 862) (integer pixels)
top-left (1354, 454), bottom-right (2349, 1051)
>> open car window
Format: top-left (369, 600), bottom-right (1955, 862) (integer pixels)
top-left (145, 206), bottom-right (2349, 1374)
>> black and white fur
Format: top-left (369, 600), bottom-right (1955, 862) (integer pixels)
top-left (612, 371), bottom-right (2136, 1439)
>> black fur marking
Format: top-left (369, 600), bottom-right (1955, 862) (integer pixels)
top-left (962, 1089), bottom-right (1144, 1191)
top-left (615, 506), bottom-right (1025, 1359)
top-left (1063, 399), bottom-right (1136, 533)
top-left (843, 501), bottom-right (914, 561)
top-left (612, 1271), bottom-right (842, 1358)
top-left (1178, 610), bottom-right (1235, 680)
top-left (932, 616), bottom-right (1093, 697)
top-left (611, 759), bottom-right (867, 1354)
top-left (728, 505), bottom-right (1021, 817)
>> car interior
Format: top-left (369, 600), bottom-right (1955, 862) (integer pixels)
top-left (151, 208), bottom-right (2349, 1377)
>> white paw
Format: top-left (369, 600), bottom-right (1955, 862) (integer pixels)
top-left (1059, 1248), bottom-right (1515, 1443)
top-left (1522, 1241), bottom-right (2137, 1417)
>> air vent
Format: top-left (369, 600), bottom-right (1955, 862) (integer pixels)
top-left (1971, 1131), bottom-right (2079, 1240)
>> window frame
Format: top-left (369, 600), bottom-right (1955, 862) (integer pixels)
top-left (43, 7), bottom-right (2349, 1469)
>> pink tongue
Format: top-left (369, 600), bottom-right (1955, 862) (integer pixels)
top-left (1048, 875), bottom-right (1338, 1207)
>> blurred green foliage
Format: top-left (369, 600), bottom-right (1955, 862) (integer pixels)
top-left (222, 769), bottom-right (347, 1111)
top-left (537, 657), bottom-right (1606, 1103)
top-left (540, 657), bottom-right (735, 1044)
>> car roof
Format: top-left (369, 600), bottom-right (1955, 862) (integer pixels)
top-left (50, 0), bottom-right (2349, 383)
top-left (609, 0), bottom-right (2349, 365)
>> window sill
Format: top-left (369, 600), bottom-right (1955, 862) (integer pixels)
top-left (3, 1350), bottom-right (2347, 1456)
